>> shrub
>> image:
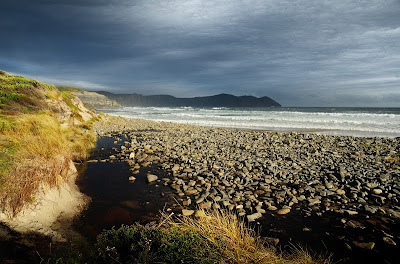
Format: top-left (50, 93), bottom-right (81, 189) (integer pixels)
top-left (94, 224), bottom-right (221, 264)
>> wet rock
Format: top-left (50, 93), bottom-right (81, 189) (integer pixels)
top-left (364, 205), bottom-right (377, 214)
top-left (383, 237), bottom-right (396, 246)
top-left (344, 243), bottom-right (352, 250)
top-left (128, 176), bottom-right (136, 182)
top-left (345, 210), bottom-right (358, 216)
top-left (146, 174), bottom-right (158, 183)
top-left (345, 220), bottom-right (365, 229)
top-left (353, 241), bottom-right (375, 250)
top-left (247, 212), bottom-right (262, 222)
top-left (268, 205), bottom-right (277, 211)
top-left (276, 208), bottom-right (290, 215)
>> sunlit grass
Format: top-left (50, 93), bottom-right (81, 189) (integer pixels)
top-left (0, 70), bottom-right (96, 214)
top-left (87, 209), bottom-right (330, 264)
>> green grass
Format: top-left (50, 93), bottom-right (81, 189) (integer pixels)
top-left (47, 210), bottom-right (329, 264)
top-left (0, 70), bottom-right (96, 214)
top-left (61, 91), bottom-right (82, 114)
top-left (57, 86), bottom-right (83, 93)
top-left (94, 224), bottom-right (221, 264)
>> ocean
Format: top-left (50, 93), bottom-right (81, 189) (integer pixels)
top-left (103, 107), bottom-right (400, 138)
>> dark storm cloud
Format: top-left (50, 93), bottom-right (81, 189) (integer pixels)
top-left (1, 0), bottom-right (400, 106)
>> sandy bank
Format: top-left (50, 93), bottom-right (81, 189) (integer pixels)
top-left (0, 158), bottom-right (90, 242)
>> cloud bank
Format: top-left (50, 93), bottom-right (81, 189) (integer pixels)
top-left (1, 0), bottom-right (399, 106)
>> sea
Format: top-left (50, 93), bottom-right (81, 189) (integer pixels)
top-left (103, 107), bottom-right (400, 138)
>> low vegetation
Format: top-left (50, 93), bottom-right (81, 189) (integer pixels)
top-left (50, 210), bottom-right (329, 264)
top-left (0, 70), bottom-right (96, 214)
top-left (57, 86), bottom-right (83, 93)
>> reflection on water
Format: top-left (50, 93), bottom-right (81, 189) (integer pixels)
top-left (75, 138), bottom-right (174, 239)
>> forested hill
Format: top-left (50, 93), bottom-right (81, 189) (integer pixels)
top-left (96, 92), bottom-right (281, 107)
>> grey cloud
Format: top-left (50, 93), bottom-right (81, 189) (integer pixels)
top-left (1, 0), bottom-right (399, 106)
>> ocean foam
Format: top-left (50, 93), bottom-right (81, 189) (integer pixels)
top-left (104, 107), bottom-right (400, 138)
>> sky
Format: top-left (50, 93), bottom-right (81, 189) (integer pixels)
top-left (1, 0), bottom-right (400, 107)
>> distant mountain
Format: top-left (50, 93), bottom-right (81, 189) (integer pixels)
top-left (96, 92), bottom-right (281, 108)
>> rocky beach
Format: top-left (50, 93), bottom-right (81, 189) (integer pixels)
top-left (81, 115), bottom-right (400, 263)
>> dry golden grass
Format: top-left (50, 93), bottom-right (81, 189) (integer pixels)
top-left (166, 209), bottom-right (330, 264)
top-left (0, 70), bottom-right (97, 214)
top-left (0, 111), bottom-right (95, 214)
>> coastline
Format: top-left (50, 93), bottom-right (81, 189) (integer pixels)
top-left (100, 106), bottom-right (400, 139)
top-left (85, 114), bottom-right (400, 262)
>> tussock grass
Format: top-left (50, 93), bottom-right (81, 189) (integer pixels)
top-left (0, 70), bottom-right (96, 214)
top-left (87, 210), bottom-right (329, 264)
top-left (167, 210), bottom-right (330, 264)
top-left (0, 112), bottom-right (95, 214)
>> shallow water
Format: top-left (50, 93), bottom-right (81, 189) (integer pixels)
top-left (74, 136), bottom-right (400, 263)
top-left (75, 138), bottom-right (174, 239)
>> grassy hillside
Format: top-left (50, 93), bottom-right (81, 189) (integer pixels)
top-left (0, 70), bottom-right (96, 214)
top-left (57, 86), bottom-right (84, 93)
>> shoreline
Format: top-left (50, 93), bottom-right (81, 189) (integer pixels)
top-left (101, 111), bottom-right (400, 139)
top-left (87, 115), bottom-right (400, 263)
top-left (100, 106), bottom-right (400, 139)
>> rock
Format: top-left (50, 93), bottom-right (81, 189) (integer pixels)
top-left (268, 205), bottom-right (278, 211)
top-left (308, 197), bottom-right (321, 206)
top-left (364, 205), bottom-right (377, 214)
top-left (199, 201), bottom-right (212, 210)
top-left (336, 189), bottom-right (345, 195)
top-left (346, 220), bottom-right (365, 229)
top-left (383, 237), bottom-right (397, 246)
top-left (222, 180), bottom-right (231, 187)
top-left (339, 166), bottom-right (346, 180)
top-left (276, 208), bottom-right (290, 215)
top-left (146, 174), bottom-right (158, 183)
top-left (372, 189), bottom-right (382, 195)
top-left (264, 237), bottom-right (279, 246)
top-left (247, 212), bottom-right (262, 222)
top-left (303, 227), bottom-right (311, 232)
top-left (325, 182), bottom-right (334, 189)
top-left (182, 209), bottom-right (194, 216)
top-left (128, 176), bottom-right (136, 182)
top-left (172, 164), bottom-right (180, 172)
top-left (366, 182), bottom-right (379, 189)
top-left (345, 210), bottom-right (358, 216)
top-left (256, 208), bottom-right (266, 214)
top-left (196, 197), bottom-right (205, 204)
top-left (353, 241), bottom-right (375, 250)
top-left (195, 210), bottom-right (207, 217)
top-left (388, 209), bottom-right (400, 219)
top-left (183, 198), bottom-right (191, 206)
top-left (236, 204), bottom-right (243, 210)
top-left (344, 243), bottom-right (352, 250)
